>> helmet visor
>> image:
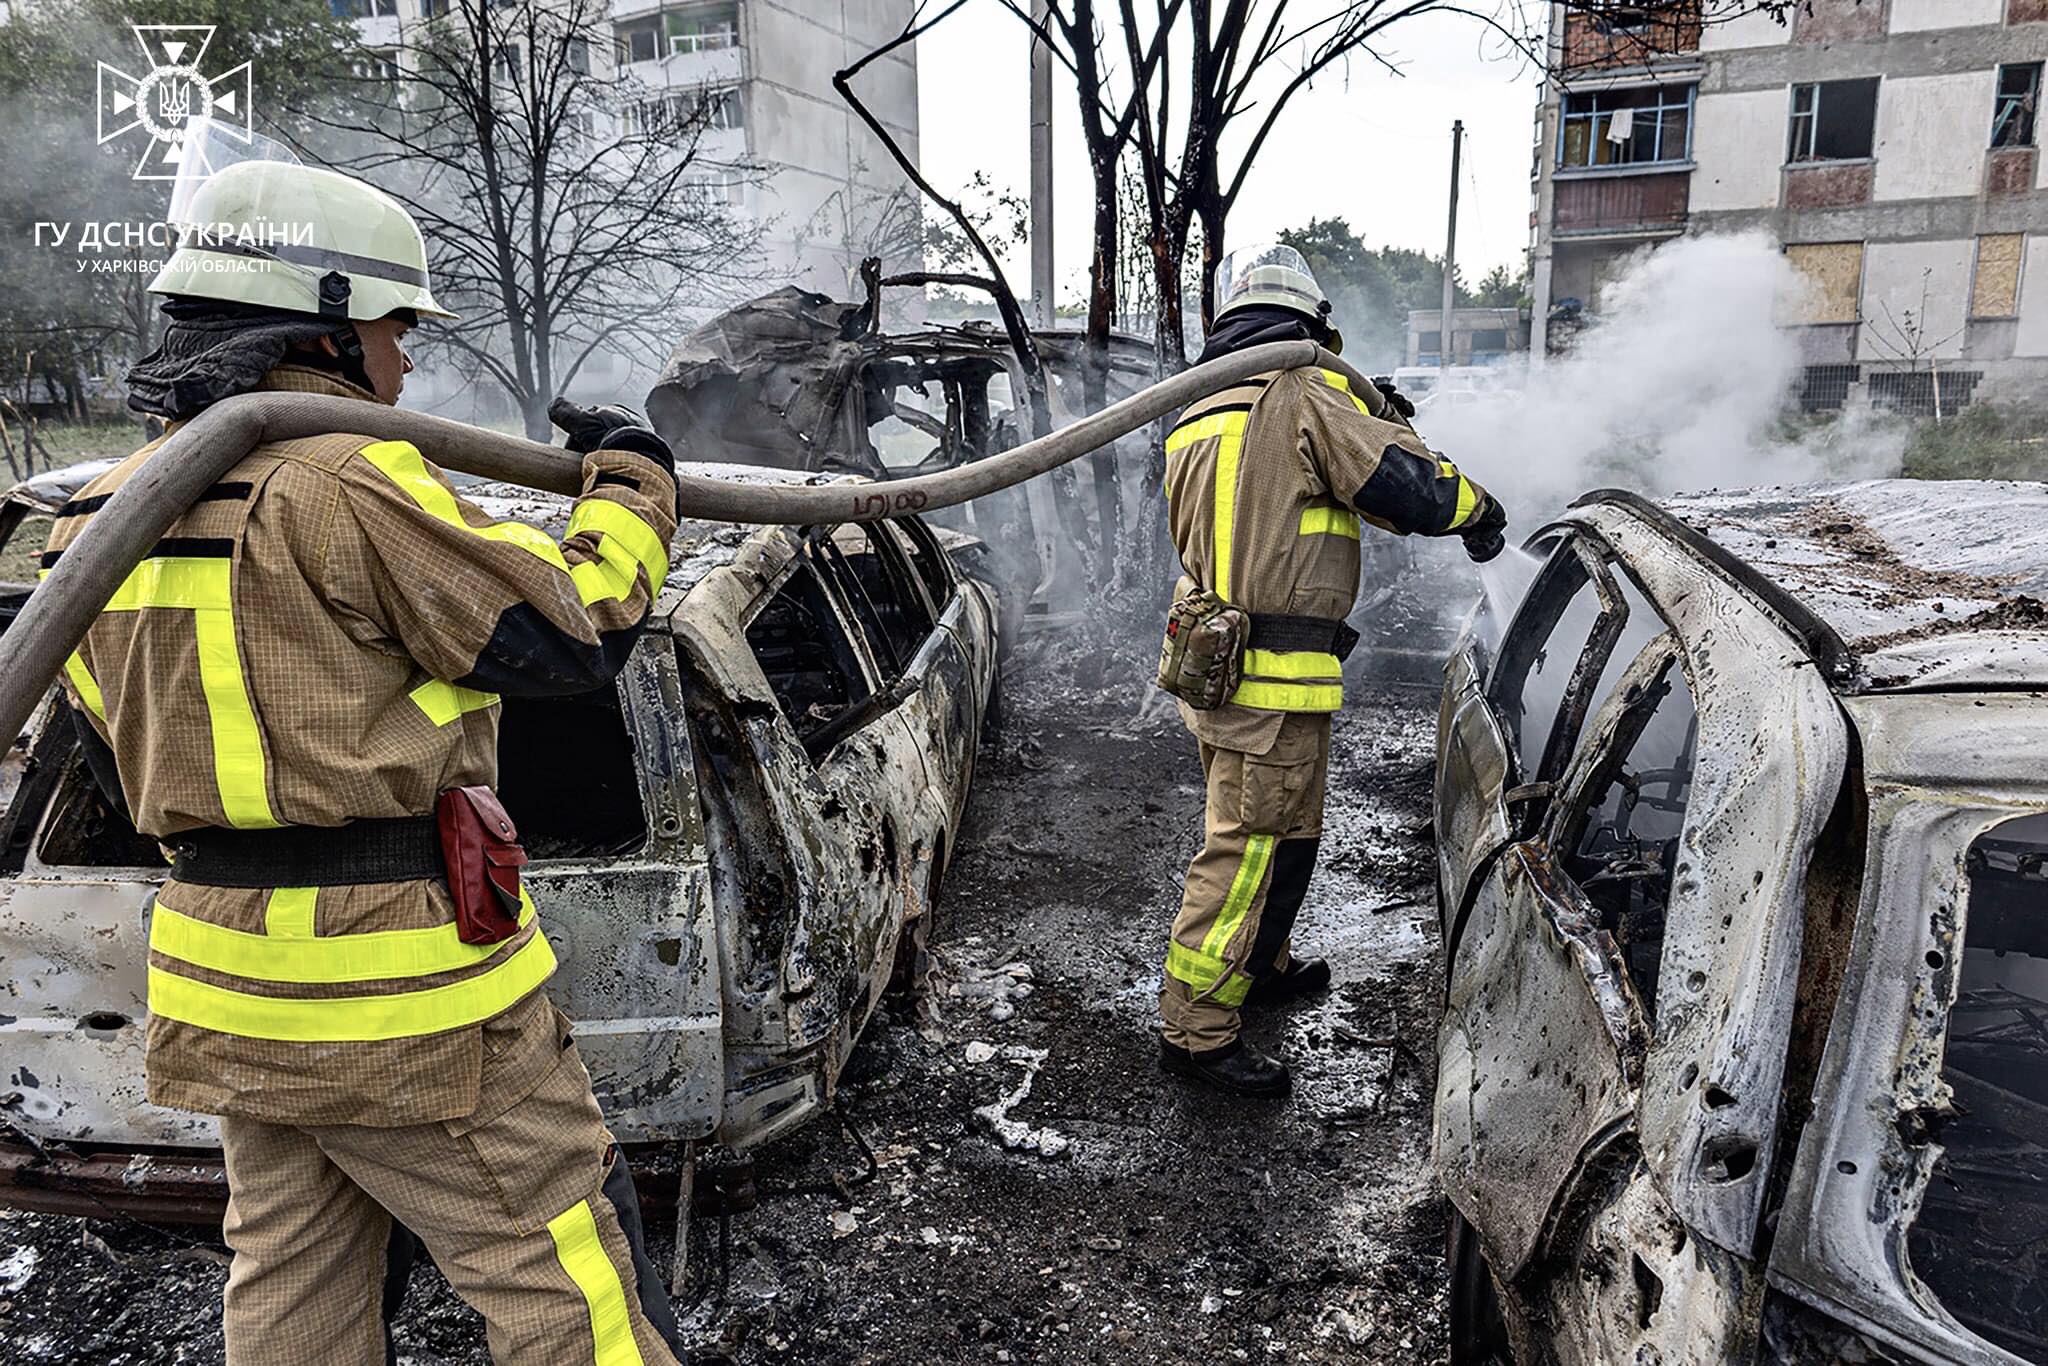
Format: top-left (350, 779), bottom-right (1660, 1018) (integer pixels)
top-left (1214, 243), bottom-right (1319, 313)
top-left (168, 118), bottom-right (305, 231)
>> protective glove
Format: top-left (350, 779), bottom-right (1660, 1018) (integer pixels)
top-left (1372, 377), bottom-right (1417, 420)
top-left (548, 398), bottom-right (653, 455)
top-left (1460, 492), bottom-right (1509, 564)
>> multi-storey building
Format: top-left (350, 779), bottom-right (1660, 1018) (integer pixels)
top-left (610, 0), bottom-right (921, 296)
top-left (337, 0), bottom-right (920, 299)
top-left (1527, 0), bottom-right (2048, 413)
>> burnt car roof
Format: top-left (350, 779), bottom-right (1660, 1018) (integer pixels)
top-left (467, 459), bottom-right (854, 597)
top-left (1579, 480), bottom-right (2048, 693)
top-left (2, 459), bottom-right (118, 512)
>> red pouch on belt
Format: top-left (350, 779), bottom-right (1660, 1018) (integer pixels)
top-left (435, 786), bottom-right (529, 945)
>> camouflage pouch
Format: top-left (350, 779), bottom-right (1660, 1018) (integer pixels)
top-left (1156, 589), bottom-right (1248, 710)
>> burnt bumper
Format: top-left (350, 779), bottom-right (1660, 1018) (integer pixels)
top-left (0, 1138), bottom-right (699, 1226)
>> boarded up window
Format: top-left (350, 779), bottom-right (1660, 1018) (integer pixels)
top-left (1785, 242), bottom-right (1864, 324)
top-left (1972, 234), bottom-right (2024, 318)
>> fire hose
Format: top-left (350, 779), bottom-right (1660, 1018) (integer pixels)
top-left (0, 340), bottom-right (1381, 748)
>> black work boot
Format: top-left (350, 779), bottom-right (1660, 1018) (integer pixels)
top-left (1160, 1037), bottom-right (1291, 1097)
top-left (1242, 956), bottom-right (1332, 1008)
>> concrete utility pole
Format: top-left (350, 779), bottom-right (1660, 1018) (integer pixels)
top-left (1028, 0), bottom-right (1055, 328)
top-left (1440, 118), bottom-right (1463, 374)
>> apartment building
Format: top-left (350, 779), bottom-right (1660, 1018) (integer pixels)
top-left (1528, 0), bottom-right (2048, 413)
top-left (338, 0), bottom-right (921, 299)
top-left (611, 0), bottom-right (921, 296)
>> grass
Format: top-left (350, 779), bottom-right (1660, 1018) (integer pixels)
top-left (1, 418), bottom-right (148, 481)
top-left (1899, 402), bottom-right (2048, 482)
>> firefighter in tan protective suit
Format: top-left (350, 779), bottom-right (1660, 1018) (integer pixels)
top-left (1158, 245), bottom-right (1509, 1097)
top-left (46, 143), bottom-right (685, 1363)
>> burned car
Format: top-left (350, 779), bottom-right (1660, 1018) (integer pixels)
top-left (1434, 480), bottom-right (2048, 1363)
top-left (647, 284), bottom-right (1164, 627)
top-left (0, 461), bottom-right (997, 1221)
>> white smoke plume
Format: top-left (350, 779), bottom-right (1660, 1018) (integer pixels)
top-left (1418, 230), bottom-right (1907, 526)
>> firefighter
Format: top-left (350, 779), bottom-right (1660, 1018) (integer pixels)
top-left (1157, 244), bottom-right (1508, 1097)
top-left (46, 151), bottom-right (686, 1363)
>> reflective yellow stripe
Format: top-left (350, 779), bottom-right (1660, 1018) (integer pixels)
top-left (409, 679), bottom-right (500, 727)
top-left (547, 1198), bottom-right (647, 1366)
top-left (1213, 426), bottom-right (1246, 602)
top-left (1232, 679), bottom-right (1345, 712)
top-left (1164, 943), bottom-right (1254, 1007)
top-left (1317, 368), bottom-right (1372, 415)
top-left (146, 920), bottom-right (557, 1042)
top-left (1242, 649), bottom-right (1342, 681)
top-left (1201, 832), bottom-right (1274, 964)
top-left (192, 600), bottom-right (276, 828)
top-left (1164, 410), bottom-right (1248, 454)
top-left (262, 886), bottom-right (318, 938)
top-left (74, 555), bottom-right (276, 828)
top-left (64, 651), bottom-right (106, 721)
top-left (359, 440), bottom-right (572, 571)
top-left (566, 499), bottom-right (669, 605)
top-left (153, 888), bottom-right (539, 983)
top-left (1442, 464), bottom-right (1480, 529)
top-left (1298, 505), bottom-right (1360, 539)
top-left (103, 556), bottom-right (232, 611)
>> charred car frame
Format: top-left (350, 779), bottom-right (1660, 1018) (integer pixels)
top-left (1435, 479), bottom-right (2048, 1364)
top-left (0, 462), bottom-right (998, 1224)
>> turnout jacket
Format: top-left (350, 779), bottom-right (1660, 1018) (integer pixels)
top-left (43, 366), bottom-right (680, 1125)
top-left (1164, 366), bottom-right (1494, 754)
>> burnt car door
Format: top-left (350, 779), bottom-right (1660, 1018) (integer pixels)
top-left (1437, 547), bottom-right (1694, 1277)
top-left (676, 524), bottom-right (954, 1149)
top-left (1438, 533), bottom-right (1622, 945)
top-left (1769, 696), bottom-right (2048, 1366)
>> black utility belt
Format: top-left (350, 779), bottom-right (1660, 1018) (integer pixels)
top-left (1247, 612), bottom-right (1361, 663)
top-left (167, 817), bottom-right (443, 888)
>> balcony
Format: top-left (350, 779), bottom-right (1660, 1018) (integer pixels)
top-left (1553, 170), bottom-right (1689, 237)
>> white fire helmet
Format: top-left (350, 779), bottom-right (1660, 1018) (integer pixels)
top-left (1213, 243), bottom-right (1329, 325)
top-left (149, 119), bottom-right (455, 322)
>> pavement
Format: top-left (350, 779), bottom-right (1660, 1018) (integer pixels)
top-left (0, 640), bottom-right (1454, 1364)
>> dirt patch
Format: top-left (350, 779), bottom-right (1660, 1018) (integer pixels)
top-left (0, 640), bottom-right (1453, 1364)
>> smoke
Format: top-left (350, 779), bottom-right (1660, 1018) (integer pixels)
top-left (1419, 231), bottom-right (1907, 524)
top-left (1352, 232), bottom-right (1911, 675)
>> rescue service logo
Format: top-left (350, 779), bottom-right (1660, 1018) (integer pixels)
top-left (96, 26), bottom-right (253, 181)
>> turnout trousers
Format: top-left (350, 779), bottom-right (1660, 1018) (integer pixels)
top-left (217, 1028), bottom-right (682, 1366)
top-left (1160, 712), bottom-right (1332, 1051)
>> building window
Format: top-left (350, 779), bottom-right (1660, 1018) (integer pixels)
top-left (619, 22), bottom-right (659, 64)
top-left (1784, 241), bottom-right (1864, 325)
top-left (329, 0), bottom-right (398, 15)
top-left (702, 86), bottom-right (743, 130)
top-left (1972, 234), bottom-right (2025, 319)
top-left (669, 5), bottom-right (740, 54)
top-left (567, 38), bottom-right (590, 75)
top-left (679, 172), bottom-right (745, 208)
top-left (1590, 4), bottom-right (1656, 34)
top-left (1993, 63), bottom-right (2042, 149)
top-left (1799, 365), bottom-right (1858, 413)
top-left (1558, 84), bottom-right (1694, 169)
top-left (1868, 370), bottom-right (1983, 419)
top-left (1788, 78), bottom-right (1879, 163)
top-left (351, 47), bottom-right (401, 81)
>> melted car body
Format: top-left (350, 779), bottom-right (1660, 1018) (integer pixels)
top-left (0, 462), bottom-right (997, 1217)
top-left (1435, 481), bottom-right (2048, 1365)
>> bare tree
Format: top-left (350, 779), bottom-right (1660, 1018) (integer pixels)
top-left (835, 1), bottom-right (1054, 439)
top-left (298, 0), bottom-right (766, 437)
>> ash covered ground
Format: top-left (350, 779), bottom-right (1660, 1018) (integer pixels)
top-left (0, 639), bottom-right (1452, 1364)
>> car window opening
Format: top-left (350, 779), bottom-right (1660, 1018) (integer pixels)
top-left (835, 522), bottom-right (935, 666)
top-left (745, 557), bottom-right (871, 748)
top-left (1489, 539), bottom-right (1616, 792)
top-left (496, 686), bottom-right (648, 859)
top-left (1906, 811), bottom-right (2048, 1359)
top-left (20, 679), bottom-right (650, 868)
top-left (812, 537), bottom-right (903, 679)
top-left (1560, 650), bottom-right (1698, 1018)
